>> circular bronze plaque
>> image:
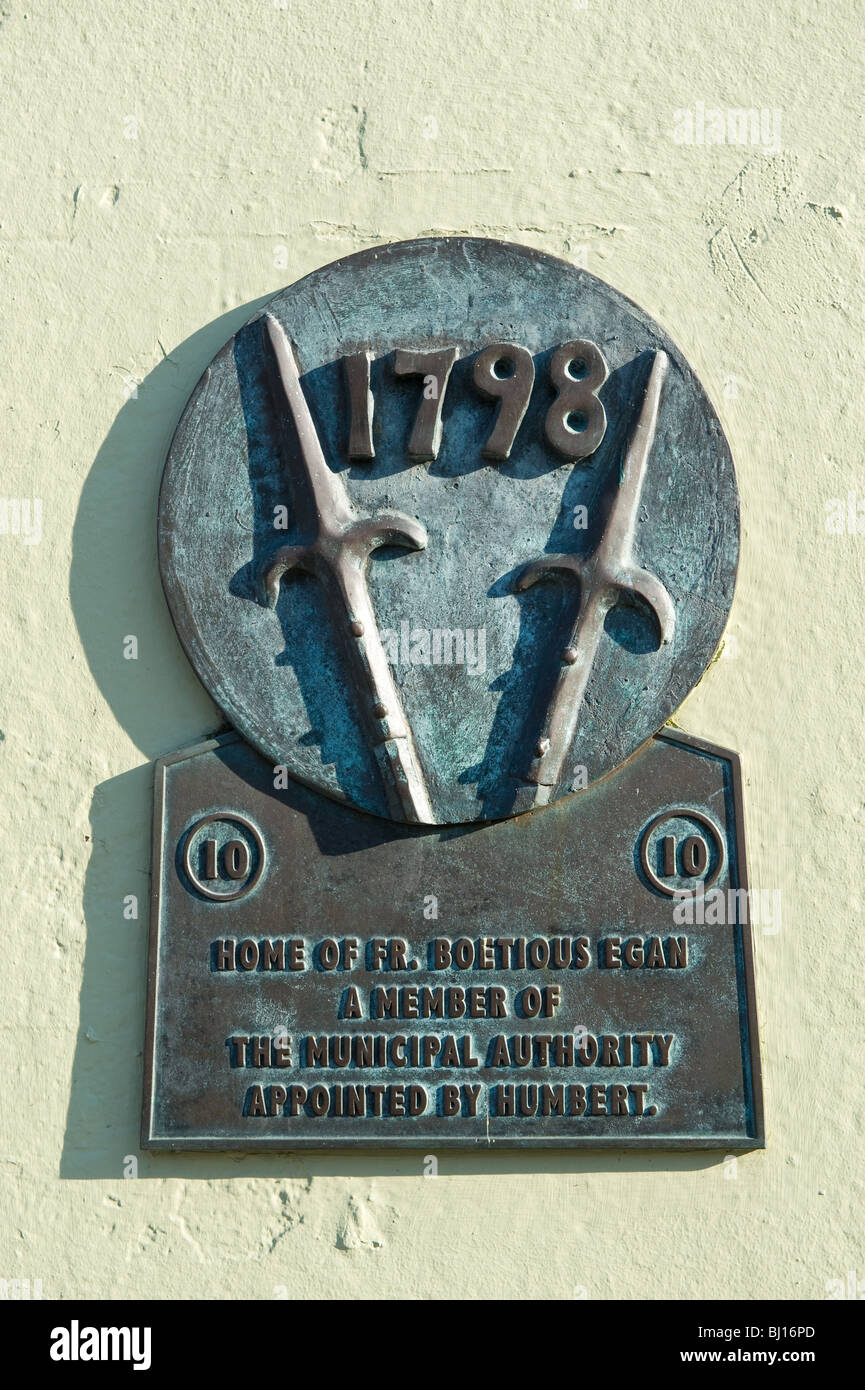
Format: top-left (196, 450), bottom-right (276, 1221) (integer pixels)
top-left (159, 238), bottom-right (739, 825)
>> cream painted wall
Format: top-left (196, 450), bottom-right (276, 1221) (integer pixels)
top-left (1, 0), bottom-right (862, 1300)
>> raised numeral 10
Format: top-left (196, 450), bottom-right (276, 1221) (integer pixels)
top-left (661, 833), bottom-right (709, 878)
top-left (203, 838), bottom-right (251, 881)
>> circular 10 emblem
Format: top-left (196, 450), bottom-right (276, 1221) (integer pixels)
top-left (182, 812), bottom-right (266, 902)
top-left (639, 808), bottom-right (726, 898)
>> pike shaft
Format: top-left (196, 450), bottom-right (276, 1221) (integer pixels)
top-left (262, 313), bottom-right (434, 825)
top-left (519, 351), bottom-right (673, 806)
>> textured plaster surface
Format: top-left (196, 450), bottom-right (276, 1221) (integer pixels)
top-left (0, 0), bottom-right (862, 1300)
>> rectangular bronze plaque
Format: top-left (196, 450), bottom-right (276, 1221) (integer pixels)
top-left (142, 730), bottom-right (763, 1150)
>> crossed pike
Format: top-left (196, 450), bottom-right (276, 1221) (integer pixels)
top-left (258, 314), bottom-right (435, 824)
top-left (516, 349), bottom-right (675, 807)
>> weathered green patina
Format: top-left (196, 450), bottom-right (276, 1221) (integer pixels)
top-left (159, 238), bottom-right (739, 824)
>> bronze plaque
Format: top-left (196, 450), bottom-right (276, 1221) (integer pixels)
top-left (142, 729), bottom-right (762, 1149)
top-left (146, 237), bottom-right (762, 1150)
top-left (158, 238), bottom-right (739, 825)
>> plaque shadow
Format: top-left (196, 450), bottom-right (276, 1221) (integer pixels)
top-left (65, 302), bottom-right (279, 1181)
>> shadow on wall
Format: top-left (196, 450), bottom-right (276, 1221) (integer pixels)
top-left (63, 299), bottom-right (272, 1181)
top-left (63, 296), bottom-right (727, 1181)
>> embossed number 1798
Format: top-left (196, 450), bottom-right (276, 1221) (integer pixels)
top-left (342, 340), bottom-right (608, 465)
